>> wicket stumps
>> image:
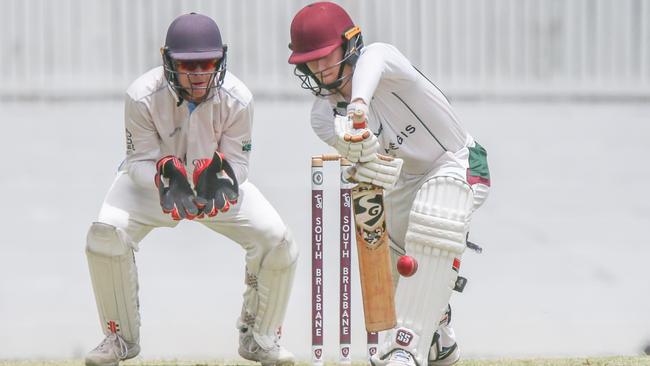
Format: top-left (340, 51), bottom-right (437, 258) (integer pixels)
top-left (311, 154), bottom-right (378, 366)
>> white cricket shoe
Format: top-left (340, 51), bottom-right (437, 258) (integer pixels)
top-left (428, 305), bottom-right (460, 366)
top-left (238, 328), bottom-right (295, 366)
top-left (428, 339), bottom-right (460, 366)
top-left (85, 333), bottom-right (140, 366)
top-left (371, 349), bottom-right (417, 366)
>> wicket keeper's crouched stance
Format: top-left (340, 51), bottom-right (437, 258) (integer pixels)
top-left (85, 13), bottom-right (297, 366)
top-left (288, 3), bottom-right (490, 366)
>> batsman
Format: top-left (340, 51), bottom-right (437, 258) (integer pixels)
top-left (84, 13), bottom-right (297, 366)
top-left (288, 3), bottom-right (491, 366)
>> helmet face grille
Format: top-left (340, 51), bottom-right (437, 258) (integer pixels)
top-left (162, 45), bottom-right (228, 105)
top-left (292, 32), bottom-right (363, 97)
top-left (294, 61), bottom-right (347, 97)
top-left (161, 13), bottom-right (227, 105)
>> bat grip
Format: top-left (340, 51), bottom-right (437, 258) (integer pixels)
top-left (344, 130), bottom-right (370, 143)
top-left (352, 120), bottom-right (366, 129)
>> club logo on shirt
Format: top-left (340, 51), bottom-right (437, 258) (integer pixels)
top-left (242, 139), bottom-right (252, 152)
top-left (125, 128), bottom-right (135, 153)
top-left (383, 124), bottom-right (416, 153)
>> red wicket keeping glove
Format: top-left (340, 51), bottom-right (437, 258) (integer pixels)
top-left (192, 151), bottom-right (239, 217)
top-left (154, 156), bottom-right (200, 220)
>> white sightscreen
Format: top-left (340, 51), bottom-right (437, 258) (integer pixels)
top-left (1, 0), bottom-right (649, 99)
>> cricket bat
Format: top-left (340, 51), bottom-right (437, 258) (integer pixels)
top-left (352, 181), bottom-right (397, 332)
top-left (347, 110), bottom-right (397, 332)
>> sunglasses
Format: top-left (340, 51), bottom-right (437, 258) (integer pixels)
top-left (175, 59), bottom-right (219, 72)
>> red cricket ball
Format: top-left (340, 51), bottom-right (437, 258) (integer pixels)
top-left (397, 255), bottom-right (418, 277)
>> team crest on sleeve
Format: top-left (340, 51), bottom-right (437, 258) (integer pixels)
top-left (241, 139), bottom-right (252, 152)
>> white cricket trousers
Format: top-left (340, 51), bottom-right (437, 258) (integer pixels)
top-left (96, 170), bottom-right (289, 276)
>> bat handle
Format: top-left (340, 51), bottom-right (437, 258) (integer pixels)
top-left (344, 109), bottom-right (368, 142)
top-left (351, 109), bottom-right (367, 129)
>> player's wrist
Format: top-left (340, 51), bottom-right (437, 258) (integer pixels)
top-left (346, 100), bottom-right (368, 117)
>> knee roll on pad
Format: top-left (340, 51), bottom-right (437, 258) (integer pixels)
top-left (407, 210), bottom-right (467, 253)
top-left (86, 222), bottom-right (137, 256)
top-left (86, 222), bottom-right (141, 343)
top-left (407, 177), bottom-right (473, 253)
top-left (260, 230), bottom-right (299, 271)
top-left (380, 177), bottom-right (473, 366)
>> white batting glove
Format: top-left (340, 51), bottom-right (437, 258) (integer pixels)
top-left (333, 104), bottom-right (379, 163)
top-left (344, 154), bottom-right (403, 189)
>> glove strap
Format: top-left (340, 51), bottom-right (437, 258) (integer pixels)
top-left (192, 152), bottom-right (227, 186)
top-left (156, 156), bottom-right (188, 178)
top-left (155, 155), bottom-right (187, 187)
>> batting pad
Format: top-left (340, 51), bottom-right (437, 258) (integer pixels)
top-left (379, 177), bottom-right (473, 366)
top-left (252, 231), bottom-right (298, 350)
top-left (86, 222), bottom-right (140, 343)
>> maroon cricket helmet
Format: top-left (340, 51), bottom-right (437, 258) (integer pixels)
top-left (288, 2), bottom-right (355, 64)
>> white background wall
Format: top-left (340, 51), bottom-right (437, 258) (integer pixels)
top-left (2, 0), bottom-right (650, 99)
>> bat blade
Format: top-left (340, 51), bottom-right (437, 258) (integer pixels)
top-left (352, 182), bottom-right (397, 332)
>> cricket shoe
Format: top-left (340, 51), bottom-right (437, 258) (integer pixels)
top-left (85, 333), bottom-right (140, 366)
top-left (428, 335), bottom-right (460, 366)
top-left (238, 327), bottom-right (295, 366)
top-left (428, 305), bottom-right (460, 366)
top-left (371, 349), bottom-right (417, 366)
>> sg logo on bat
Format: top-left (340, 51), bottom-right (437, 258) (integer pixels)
top-left (352, 183), bottom-right (386, 249)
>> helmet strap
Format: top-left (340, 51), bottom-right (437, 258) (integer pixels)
top-left (342, 26), bottom-right (363, 66)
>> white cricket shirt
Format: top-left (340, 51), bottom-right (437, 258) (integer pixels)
top-left (311, 43), bottom-right (473, 177)
top-left (121, 66), bottom-right (253, 188)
